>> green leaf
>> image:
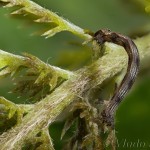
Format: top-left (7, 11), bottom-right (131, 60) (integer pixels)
top-left (0, 50), bottom-right (74, 101)
top-left (0, 50), bottom-right (25, 78)
top-left (0, 0), bottom-right (92, 40)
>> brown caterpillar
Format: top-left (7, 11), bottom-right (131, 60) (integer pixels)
top-left (94, 29), bottom-right (140, 128)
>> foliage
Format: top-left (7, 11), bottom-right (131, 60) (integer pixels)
top-left (0, 0), bottom-right (150, 150)
top-left (0, 0), bottom-right (91, 39)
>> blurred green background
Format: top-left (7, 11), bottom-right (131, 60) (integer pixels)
top-left (0, 0), bottom-right (150, 149)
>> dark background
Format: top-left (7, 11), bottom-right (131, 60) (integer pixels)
top-left (0, 0), bottom-right (150, 149)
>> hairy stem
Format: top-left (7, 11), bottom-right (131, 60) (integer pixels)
top-left (1, 0), bottom-right (92, 39)
top-left (0, 34), bottom-right (150, 149)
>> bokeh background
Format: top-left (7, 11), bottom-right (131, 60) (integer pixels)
top-left (0, 0), bottom-right (150, 149)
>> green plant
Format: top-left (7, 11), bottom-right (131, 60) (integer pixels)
top-left (0, 0), bottom-right (150, 150)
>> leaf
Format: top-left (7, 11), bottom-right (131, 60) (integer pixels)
top-left (0, 97), bottom-right (24, 127)
top-left (0, 50), bottom-right (25, 78)
top-left (0, 0), bottom-right (92, 40)
top-left (61, 112), bottom-right (78, 140)
top-left (0, 50), bottom-right (74, 101)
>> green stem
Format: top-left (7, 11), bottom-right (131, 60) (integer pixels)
top-left (0, 34), bottom-right (150, 149)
